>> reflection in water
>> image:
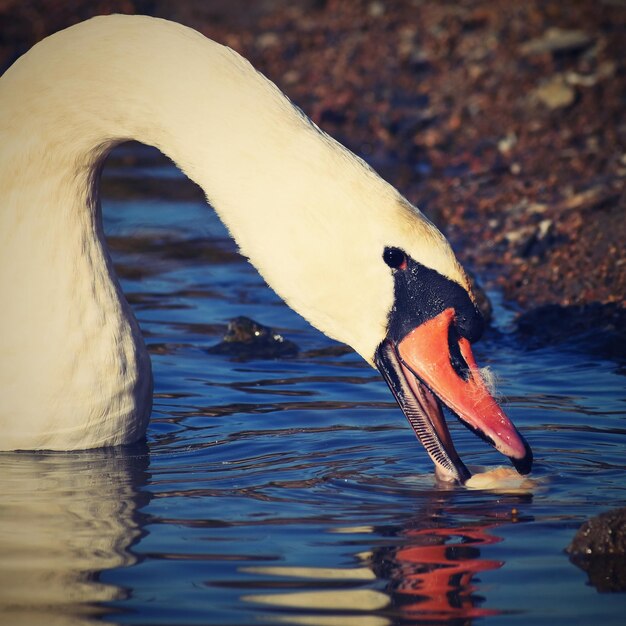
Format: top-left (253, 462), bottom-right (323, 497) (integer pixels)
top-left (382, 524), bottom-right (502, 621)
top-left (0, 447), bottom-right (149, 625)
top-left (240, 495), bottom-right (513, 625)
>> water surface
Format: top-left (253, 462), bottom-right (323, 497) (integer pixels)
top-left (1, 147), bottom-right (624, 625)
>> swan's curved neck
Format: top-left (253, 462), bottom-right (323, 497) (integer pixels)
top-left (2, 14), bottom-right (402, 348)
top-left (0, 15), bottom-right (458, 449)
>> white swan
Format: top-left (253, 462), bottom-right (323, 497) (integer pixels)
top-left (0, 15), bottom-right (531, 482)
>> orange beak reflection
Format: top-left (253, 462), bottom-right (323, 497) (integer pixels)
top-left (376, 307), bottom-right (532, 484)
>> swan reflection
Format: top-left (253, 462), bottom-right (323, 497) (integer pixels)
top-left (241, 513), bottom-right (506, 624)
top-left (0, 447), bottom-right (149, 625)
top-left (380, 523), bottom-right (503, 620)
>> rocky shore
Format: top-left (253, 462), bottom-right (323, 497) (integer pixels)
top-left (2, 0), bottom-right (624, 347)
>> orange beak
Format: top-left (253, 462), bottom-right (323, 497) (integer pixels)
top-left (375, 307), bottom-right (532, 484)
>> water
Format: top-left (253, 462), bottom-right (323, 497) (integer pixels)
top-left (1, 147), bottom-right (625, 625)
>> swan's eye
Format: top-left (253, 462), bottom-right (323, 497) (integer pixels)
top-left (383, 247), bottom-right (407, 270)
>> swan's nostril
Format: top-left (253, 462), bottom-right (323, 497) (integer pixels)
top-left (455, 306), bottom-right (484, 344)
top-left (448, 324), bottom-right (471, 381)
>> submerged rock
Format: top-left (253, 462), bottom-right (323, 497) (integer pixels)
top-left (207, 316), bottom-right (299, 360)
top-left (566, 507), bottom-right (626, 592)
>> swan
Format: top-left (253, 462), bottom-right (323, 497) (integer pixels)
top-left (0, 15), bottom-right (531, 482)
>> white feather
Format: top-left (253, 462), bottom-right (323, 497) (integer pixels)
top-left (478, 366), bottom-right (500, 399)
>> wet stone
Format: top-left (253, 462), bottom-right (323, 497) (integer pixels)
top-left (566, 507), bottom-right (626, 592)
top-left (207, 316), bottom-right (299, 360)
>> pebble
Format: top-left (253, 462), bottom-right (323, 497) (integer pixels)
top-left (497, 133), bottom-right (517, 154)
top-left (532, 75), bottom-right (576, 109)
top-left (520, 28), bottom-right (594, 56)
top-left (256, 31), bottom-right (279, 49)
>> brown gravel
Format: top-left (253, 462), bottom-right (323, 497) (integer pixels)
top-left (2, 0), bottom-right (624, 345)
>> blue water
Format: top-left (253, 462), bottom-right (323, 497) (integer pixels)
top-left (1, 147), bottom-right (625, 625)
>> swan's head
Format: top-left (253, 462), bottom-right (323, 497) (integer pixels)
top-left (341, 198), bottom-right (532, 484)
top-left (372, 238), bottom-right (532, 485)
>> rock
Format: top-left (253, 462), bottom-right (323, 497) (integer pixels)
top-left (557, 185), bottom-right (611, 212)
top-left (504, 225), bottom-right (535, 249)
top-left (520, 28), bottom-right (594, 56)
top-left (532, 75), bottom-right (576, 109)
top-left (567, 508), bottom-right (626, 556)
top-left (282, 69), bottom-right (300, 85)
top-left (505, 218), bottom-right (554, 260)
top-left (497, 133), bottom-right (517, 154)
top-left (367, 1), bottom-right (385, 18)
top-left (538, 218), bottom-right (552, 236)
top-left (256, 31), bottom-right (280, 49)
top-left (566, 507), bottom-right (626, 592)
top-left (207, 316), bottom-right (299, 360)
top-left (565, 61), bottom-right (616, 87)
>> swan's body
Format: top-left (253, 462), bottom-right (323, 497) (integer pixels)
top-left (0, 16), bottom-right (531, 481)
